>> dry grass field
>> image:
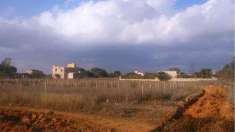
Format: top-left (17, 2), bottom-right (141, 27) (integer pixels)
top-left (0, 79), bottom-right (213, 112)
top-left (0, 79), bottom-right (233, 131)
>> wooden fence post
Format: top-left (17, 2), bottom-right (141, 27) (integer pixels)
top-left (44, 79), bottom-right (47, 107)
top-left (141, 82), bottom-right (144, 99)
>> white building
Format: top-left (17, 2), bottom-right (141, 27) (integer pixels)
top-left (52, 63), bottom-right (78, 79)
top-left (134, 70), bottom-right (145, 76)
top-left (25, 70), bottom-right (33, 74)
top-left (67, 72), bottom-right (74, 79)
top-left (162, 70), bottom-right (178, 78)
top-left (52, 65), bottom-right (65, 79)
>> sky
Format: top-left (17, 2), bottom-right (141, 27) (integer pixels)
top-left (0, 0), bottom-right (234, 73)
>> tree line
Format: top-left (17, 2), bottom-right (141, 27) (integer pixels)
top-left (0, 57), bottom-right (234, 81)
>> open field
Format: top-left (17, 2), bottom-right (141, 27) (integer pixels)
top-left (0, 79), bottom-right (233, 131)
top-left (0, 79), bottom-right (215, 112)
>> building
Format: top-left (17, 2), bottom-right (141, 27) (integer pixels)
top-left (134, 70), bottom-right (145, 76)
top-left (25, 70), bottom-right (33, 74)
top-left (67, 73), bottom-right (74, 79)
top-left (52, 63), bottom-right (78, 79)
top-left (52, 65), bottom-right (65, 79)
top-left (65, 63), bottom-right (77, 79)
top-left (67, 63), bottom-right (77, 68)
top-left (162, 70), bottom-right (178, 78)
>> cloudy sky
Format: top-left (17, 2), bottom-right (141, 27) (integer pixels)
top-left (0, 0), bottom-right (234, 73)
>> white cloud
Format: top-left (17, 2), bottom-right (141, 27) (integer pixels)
top-left (0, 0), bottom-right (233, 72)
top-left (0, 0), bottom-right (233, 46)
top-left (32, 0), bottom-right (234, 45)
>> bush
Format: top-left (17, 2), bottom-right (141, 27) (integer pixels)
top-left (157, 72), bottom-right (171, 81)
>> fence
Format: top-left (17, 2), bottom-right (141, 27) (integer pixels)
top-left (0, 79), bottom-right (218, 112)
top-left (0, 78), bottom-right (217, 89)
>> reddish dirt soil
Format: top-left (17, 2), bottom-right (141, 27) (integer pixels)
top-left (0, 108), bottom-right (111, 132)
top-left (0, 106), bottom-right (157, 132)
top-left (160, 86), bottom-right (235, 132)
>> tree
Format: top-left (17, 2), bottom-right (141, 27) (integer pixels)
top-left (90, 67), bottom-right (108, 78)
top-left (157, 72), bottom-right (171, 81)
top-left (144, 72), bottom-right (158, 79)
top-left (113, 71), bottom-right (122, 77)
top-left (28, 70), bottom-right (45, 78)
top-left (108, 70), bottom-right (122, 78)
top-left (122, 72), bottom-right (143, 79)
top-left (113, 70), bottom-right (121, 76)
top-left (0, 57), bottom-right (17, 78)
top-left (216, 58), bottom-right (234, 80)
top-left (1, 58), bottom-right (12, 66)
top-left (75, 68), bottom-right (94, 78)
top-left (195, 69), bottom-right (212, 78)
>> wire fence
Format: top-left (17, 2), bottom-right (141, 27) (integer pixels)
top-left (0, 79), bottom-right (218, 112)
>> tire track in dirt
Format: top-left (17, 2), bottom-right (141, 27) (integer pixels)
top-left (152, 86), bottom-right (235, 132)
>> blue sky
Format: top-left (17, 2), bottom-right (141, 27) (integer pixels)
top-left (0, 0), bottom-right (233, 73)
top-left (0, 0), bottom-right (206, 17)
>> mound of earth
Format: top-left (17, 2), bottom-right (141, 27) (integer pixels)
top-left (160, 86), bottom-right (234, 132)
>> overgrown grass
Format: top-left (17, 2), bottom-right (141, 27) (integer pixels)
top-left (0, 79), bottom-right (215, 114)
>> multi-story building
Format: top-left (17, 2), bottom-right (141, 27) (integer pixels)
top-left (52, 65), bottom-right (65, 79)
top-left (66, 63), bottom-right (77, 79)
top-left (52, 63), bottom-right (77, 79)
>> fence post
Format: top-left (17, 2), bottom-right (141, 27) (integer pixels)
top-left (141, 82), bottom-right (144, 99)
top-left (44, 79), bottom-right (47, 107)
top-left (117, 80), bottom-right (120, 89)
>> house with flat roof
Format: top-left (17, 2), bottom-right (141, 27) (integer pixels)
top-left (52, 63), bottom-right (78, 79)
top-left (52, 65), bottom-right (65, 79)
top-left (134, 70), bottom-right (145, 76)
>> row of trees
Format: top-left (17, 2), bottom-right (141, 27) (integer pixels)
top-left (0, 57), bottom-right (233, 80)
top-left (74, 68), bottom-right (121, 78)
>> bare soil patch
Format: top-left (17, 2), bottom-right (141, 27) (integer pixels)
top-left (0, 107), bottom-right (111, 132)
top-left (157, 86), bottom-right (235, 132)
top-left (0, 106), bottom-right (159, 132)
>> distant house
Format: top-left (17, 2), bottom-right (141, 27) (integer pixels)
top-left (52, 65), bottom-right (65, 79)
top-left (161, 70), bottom-right (178, 78)
top-left (25, 70), bottom-right (34, 74)
top-left (52, 63), bottom-right (78, 79)
top-left (66, 63), bottom-right (77, 79)
top-left (134, 70), bottom-right (145, 76)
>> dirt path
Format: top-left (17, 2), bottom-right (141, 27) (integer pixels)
top-left (156, 86), bottom-right (234, 132)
